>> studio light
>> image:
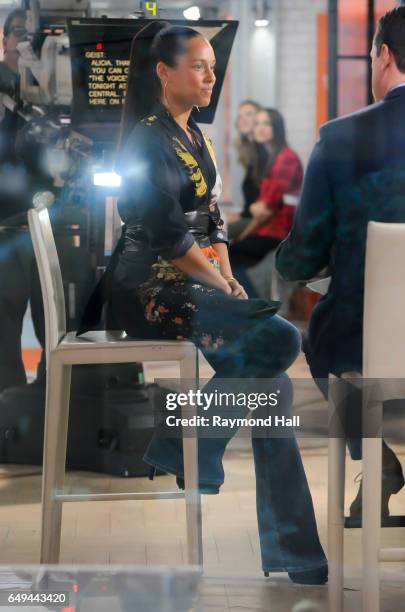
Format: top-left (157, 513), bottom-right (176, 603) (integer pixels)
top-left (183, 5), bottom-right (201, 21)
top-left (93, 172), bottom-right (122, 188)
top-left (254, 0), bottom-right (270, 28)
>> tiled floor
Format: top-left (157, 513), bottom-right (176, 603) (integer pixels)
top-left (2, 339), bottom-right (405, 610)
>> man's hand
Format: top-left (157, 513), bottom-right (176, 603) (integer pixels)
top-left (249, 201), bottom-right (272, 224)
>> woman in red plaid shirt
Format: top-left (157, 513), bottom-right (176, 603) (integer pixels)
top-left (230, 108), bottom-right (303, 294)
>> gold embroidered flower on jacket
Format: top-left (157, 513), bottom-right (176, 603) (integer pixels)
top-left (172, 137), bottom-right (207, 197)
top-left (142, 115), bottom-right (158, 126)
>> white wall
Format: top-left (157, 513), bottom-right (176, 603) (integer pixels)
top-left (212, 0), bottom-right (326, 210)
top-left (274, 0), bottom-right (327, 164)
top-left (220, 0), bottom-right (278, 210)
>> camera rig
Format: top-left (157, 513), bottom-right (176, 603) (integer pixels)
top-left (0, 1), bottom-right (238, 312)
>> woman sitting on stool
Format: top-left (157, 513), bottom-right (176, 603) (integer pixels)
top-left (79, 22), bottom-right (327, 585)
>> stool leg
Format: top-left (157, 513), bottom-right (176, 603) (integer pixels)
top-left (180, 349), bottom-right (202, 566)
top-left (328, 436), bottom-right (346, 612)
top-left (40, 355), bottom-right (71, 564)
top-left (362, 396), bottom-right (383, 612)
top-left (328, 375), bottom-right (347, 612)
top-left (269, 252), bottom-right (280, 302)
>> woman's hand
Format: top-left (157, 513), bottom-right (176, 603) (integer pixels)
top-left (249, 201), bottom-right (272, 224)
top-left (222, 280), bottom-right (233, 295)
top-left (226, 278), bottom-right (248, 300)
top-left (210, 243), bottom-right (247, 298)
top-left (226, 211), bottom-right (242, 224)
top-left (171, 244), bottom-right (233, 295)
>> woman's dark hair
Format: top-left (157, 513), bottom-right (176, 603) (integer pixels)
top-left (375, 7), bottom-right (405, 73)
top-left (3, 8), bottom-right (26, 38)
top-left (117, 21), bottom-right (202, 156)
top-left (235, 100), bottom-right (261, 169)
top-left (251, 108), bottom-right (288, 185)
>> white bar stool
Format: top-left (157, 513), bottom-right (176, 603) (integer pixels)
top-left (328, 221), bottom-right (405, 612)
top-left (28, 199), bottom-right (202, 566)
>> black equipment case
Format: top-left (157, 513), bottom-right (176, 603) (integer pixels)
top-left (0, 364), bottom-right (166, 477)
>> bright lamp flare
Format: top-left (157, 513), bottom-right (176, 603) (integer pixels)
top-left (93, 172), bottom-right (122, 188)
top-left (183, 6), bottom-right (201, 21)
top-left (255, 19), bottom-right (269, 27)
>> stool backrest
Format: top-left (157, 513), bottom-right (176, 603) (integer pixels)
top-left (363, 221), bottom-right (405, 378)
top-left (28, 204), bottom-right (66, 363)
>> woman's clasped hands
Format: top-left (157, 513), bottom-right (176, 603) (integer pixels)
top-left (225, 276), bottom-right (248, 300)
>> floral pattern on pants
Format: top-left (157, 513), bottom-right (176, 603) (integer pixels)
top-left (137, 250), bottom-right (225, 351)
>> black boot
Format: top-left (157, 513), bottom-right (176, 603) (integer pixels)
top-left (176, 476), bottom-right (220, 495)
top-left (350, 445), bottom-right (405, 518)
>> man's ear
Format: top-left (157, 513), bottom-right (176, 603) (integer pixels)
top-left (381, 43), bottom-right (393, 69)
top-left (2, 37), bottom-right (7, 54)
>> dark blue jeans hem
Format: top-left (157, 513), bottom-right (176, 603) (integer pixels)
top-left (262, 561), bottom-right (328, 573)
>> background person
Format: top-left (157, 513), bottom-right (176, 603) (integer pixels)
top-left (227, 99), bottom-right (261, 240)
top-left (0, 8), bottom-right (45, 392)
top-left (0, 8), bottom-right (29, 221)
top-left (229, 108), bottom-right (303, 296)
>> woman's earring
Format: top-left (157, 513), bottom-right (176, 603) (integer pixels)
top-left (163, 81), bottom-right (170, 110)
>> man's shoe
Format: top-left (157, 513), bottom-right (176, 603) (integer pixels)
top-left (349, 465), bottom-right (405, 519)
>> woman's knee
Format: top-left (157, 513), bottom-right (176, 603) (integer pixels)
top-left (269, 316), bottom-right (302, 369)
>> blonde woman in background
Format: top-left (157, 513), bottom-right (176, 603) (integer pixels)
top-left (227, 100), bottom-right (261, 240)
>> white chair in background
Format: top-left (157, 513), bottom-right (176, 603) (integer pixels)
top-left (247, 193), bottom-right (300, 313)
top-left (328, 221), bottom-right (405, 612)
top-left (28, 199), bottom-right (202, 566)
